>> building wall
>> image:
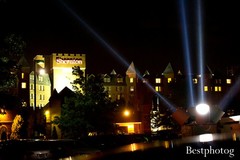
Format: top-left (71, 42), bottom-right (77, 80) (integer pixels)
top-left (46, 53), bottom-right (86, 93)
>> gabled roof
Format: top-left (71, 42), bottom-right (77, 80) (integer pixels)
top-left (17, 55), bottom-right (30, 67)
top-left (162, 62), bottom-right (174, 75)
top-left (58, 86), bottom-right (75, 98)
top-left (110, 69), bottom-right (117, 75)
top-left (126, 62), bottom-right (136, 74)
top-left (143, 70), bottom-right (150, 77)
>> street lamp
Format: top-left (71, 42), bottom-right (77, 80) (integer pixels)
top-left (123, 109), bottom-right (130, 117)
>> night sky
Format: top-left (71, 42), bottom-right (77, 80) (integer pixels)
top-left (0, 0), bottom-right (239, 75)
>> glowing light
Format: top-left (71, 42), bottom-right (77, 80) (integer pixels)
top-left (199, 133), bottom-right (213, 142)
top-left (123, 110), bottom-right (130, 117)
top-left (131, 143), bottom-right (137, 151)
top-left (229, 115), bottom-right (240, 121)
top-left (196, 103), bottom-right (210, 115)
top-left (178, 0), bottom-right (195, 107)
top-left (39, 69), bottom-right (45, 75)
top-left (196, 0), bottom-right (205, 103)
top-left (59, 0), bottom-right (178, 114)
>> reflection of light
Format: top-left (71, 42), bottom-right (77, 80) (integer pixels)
top-left (196, 103), bottom-right (209, 115)
top-left (131, 143), bottom-right (136, 151)
top-left (229, 115), bottom-right (240, 121)
top-left (59, 156), bottom-right (72, 160)
top-left (164, 141), bottom-right (170, 148)
top-left (199, 133), bottom-right (213, 142)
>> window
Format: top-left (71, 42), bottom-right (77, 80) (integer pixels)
top-left (21, 82), bottom-right (26, 89)
top-left (116, 86), bottom-right (122, 91)
top-left (193, 78), bottom-right (198, 84)
top-left (214, 86), bottom-right (222, 92)
top-left (117, 94), bottom-right (121, 100)
top-left (117, 78), bottom-right (123, 83)
top-left (143, 79), bottom-right (148, 83)
top-left (39, 85), bottom-right (45, 91)
top-left (167, 78), bottom-right (172, 83)
top-left (130, 86), bottom-right (134, 92)
top-left (21, 73), bottom-right (24, 79)
top-left (30, 94), bottom-right (33, 99)
top-left (155, 78), bottom-right (161, 84)
top-left (130, 78), bottom-right (134, 83)
top-left (226, 79), bottom-right (231, 84)
top-left (204, 86), bottom-right (208, 92)
top-left (215, 79), bottom-right (222, 84)
top-left (104, 77), bottom-right (111, 83)
top-left (155, 86), bottom-right (161, 92)
top-left (30, 84), bottom-right (33, 90)
top-left (39, 76), bottom-right (43, 82)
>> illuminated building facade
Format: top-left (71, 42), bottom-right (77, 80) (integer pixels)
top-left (29, 55), bottom-right (51, 108)
top-left (29, 53), bottom-right (86, 109)
top-left (45, 53), bottom-right (86, 93)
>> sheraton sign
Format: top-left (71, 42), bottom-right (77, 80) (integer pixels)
top-left (56, 57), bottom-right (82, 64)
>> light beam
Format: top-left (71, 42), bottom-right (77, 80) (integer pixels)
top-left (59, 0), bottom-right (178, 114)
top-left (178, 0), bottom-right (195, 107)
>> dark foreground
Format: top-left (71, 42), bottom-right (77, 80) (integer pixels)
top-left (0, 133), bottom-right (240, 160)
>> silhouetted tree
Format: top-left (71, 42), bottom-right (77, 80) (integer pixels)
top-left (0, 34), bottom-right (26, 108)
top-left (57, 67), bottom-right (116, 139)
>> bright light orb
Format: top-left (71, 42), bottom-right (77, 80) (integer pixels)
top-left (123, 110), bottom-right (130, 117)
top-left (196, 103), bottom-right (210, 115)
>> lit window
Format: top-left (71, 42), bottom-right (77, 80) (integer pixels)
top-left (167, 78), bottom-right (171, 83)
top-left (39, 85), bottom-right (45, 91)
top-left (117, 78), bottom-right (123, 83)
top-left (204, 86), bottom-right (208, 91)
top-left (21, 82), bottom-right (26, 89)
top-left (39, 76), bottom-right (43, 82)
top-left (226, 79), bottom-right (231, 84)
top-left (193, 78), bottom-right (198, 84)
top-left (214, 86), bottom-right (222, 92)
top-left (117, 94), bottom-right (121, 100)
top-left (130, 86), bottom-right (134, 92)
top-left (143, 78), bottom-right (148, 83)
top-left (104, 77), bottom-right (110, 82)
top-left (21, 73), bottom-right (24, 79)
top-left (108, 94), bottom-right (111, 98)
top-left (130, 78), bottom-right (134, 83)
top-left (116, 86), bottom-right (122, 91)
top-left (155, 86), bottom-right (161, 92)
top-left (155, 78), bottom-right (161, 84)
top-left (218, 86), bottom-right (222, 92)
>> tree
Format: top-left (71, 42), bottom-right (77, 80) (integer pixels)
top-left (10, 114), bottom-right (24, 140)
top-left (57, 66), bottom-right (116, 139)
top-left (0, 34), bottom-right (26, 107)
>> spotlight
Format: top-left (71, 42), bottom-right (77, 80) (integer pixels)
top-left (196, 103), bottom-right (210, 115)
